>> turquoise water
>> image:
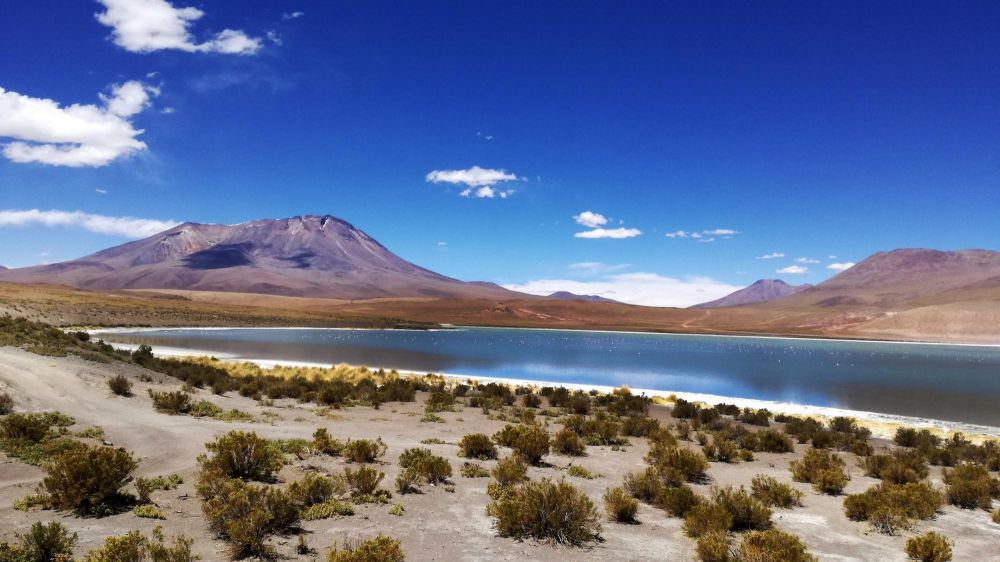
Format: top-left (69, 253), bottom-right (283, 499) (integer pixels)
top-left (100, 327), bottom-right (1000, 428)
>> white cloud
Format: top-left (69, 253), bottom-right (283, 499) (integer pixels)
top-left (266, 30), bottom-right (282, 46)
top-left (437, 241), bottom-right (447, 246)
top-left (665, 230), bottom-right (690, 238)
top-left (426, 166), bottom-right (519, 188)
top-left (95, 188), bottom-right (108, 194)
top-left (161, 107), bottom-right (175, 114)
top-left (794, 257), bottom-right (820, 264)
top-left (777, 265), bottom-right (809, 274)
top-left (0, 81), bottom-right (157, 167)
top-left (504, 272), bottom-right (742, 308)
top-left (702, 228), bottom-right (739, 236)
top-left (458, 186), bottom-right (514, 199)
top-left (95, 0), bottom-right (262, 55)
top-left (666, 228), bottom-right (739, 240)
top-left (757, 252), bottom-right (784, 260)
top-left (569, 262), bottom-right (630, 275)
top-left (573, 211), bottom-right (608, 228)
top-left (0, 209), bottom-right (180, 238)
top-left (827, 262), bottom-right (855, 272)
top-left (574, 227), bottom-right (641, 239)
top-left (282, 11), bottom-right (305, 20)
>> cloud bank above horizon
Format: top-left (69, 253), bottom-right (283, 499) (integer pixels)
top-left (0, 209), bottom-right (179, 238)
top-left (504, 272), bottom-right (742, 308)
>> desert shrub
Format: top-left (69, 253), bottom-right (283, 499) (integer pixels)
top-left (0, 392), bottom-right (13, 415)
top-left (566, 465), bottom-right (596, 479)
top-left (200, 431), bottom-right (284, 482)
top-left (343, 438), bottom-right (388, 464)
top-left (189, 400), bottom-right (223, 418)
top-left (521, 393), bottom-right (541, 408)
top-left (312, 428), bottom-right (344, 456)
top-left (108, 375), bottom-right (133, 397)
top-left (16, 522), bottom-right (77, 562)
top-left (660, 483), bottom-right (702, 517)
top-left (894, 427), bottom-right (941, 450)
top-left (646, 443), bottom-right (709, 484)
top-left (705, 437), bottom-right (740, 463)
top-left (83, 530), bottom-right (147, 562)
top-left (739, 408), bottom-right (771, 427)
top-left (843, 482), bottom-right (943, 534)
top-left (494, 423), bottom-right (549, 465)
top-left (712, 486), bottom-right (772, 531)
top-left (737, 529), bottom-right (815, 562)
top-left (943, 463), bottom-right (994, 509)
top-left (756, 429), bottom-right (794, 453)
top-left (672, 399), bottom-right (701, 419)
top-left (289, 472), bottom-right (341, 506)
top-left (459, 433), bottom-right (497, 459)
top-left (398, 448), bottom-right (452, 486)
top-left (147, 529), bottom-right (197, 562)
top-left (134, 504), bottom-right (166, 519)
top-left (603, 486), bottom-right (638, 523)
top-left (326, 535), bottom-right (404, 562)
top-left (863, 449), bottom-right (929, 484)
top-left (684, 502), bottom-right (733, 537)
top-left (199, 476), bottom-right (300, 558)
top-left (551, 427), bottom-right (586, 456)
top-left (344, 465), bottom-right (386, 497)
top-left (425, 390), bottom-right (455, 413)
top-left (790, 448), bottom-right (848, 494)
top-left (624, 467), bottom-right (666, 504)
top-left (696, 531), bottom-right (730, 562)
top-left (581, 411), bottom-right (624, 446)
top-left (43, 444), bottom-right (137, 515)
top-left (751, 475), bottom-right (803, 508)
top-left (148, 390), bottom-right (191, 414)
top-left (487, 478), bottom-right (601, 545)
top-left (0, 412), bottom-right (51, 444)
top-left (303, 499), bottom-right (355, 520)
top-left (648, 426), bottom-right (678, 447)
top-left (993, 507), bottom-right (1000, 524)
top-left (487, 455), bottom-right (529, 499)
top-left (461, 462), bottom-right (490, 478)
top-left (904, 532), bottom-right (952, 562)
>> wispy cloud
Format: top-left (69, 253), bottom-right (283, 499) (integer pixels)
top-left (95, 0), bottom-right (262, 55)
top-left (794, 257), bottom-right (820, 264)
top-left (95, 188), bottom-right (108, 195)
top-left (504, 272), bottom-right (742, 308)
top-left (426, 166), bottom-right (518, 187)
top-left (777, 265), bottom-right (809, 274)
top-left (827, 262), bottom-right (855, 272)
top-left (574, 227), bottom-right (641, 239)
top-left (666, 228), bottom-right (739, 241)
top-left (756, 252), bottom-right (784, 260)
top-left (573, 211), bottom-right (608, 228)
top-left (0, 81), bottom-right (157, 167)
top-left (569, 262), bottom-right (631, 275)
top-left (282, 11), bottom-right (305, 20)
top-left (0, 209), bottom-right (179, 238)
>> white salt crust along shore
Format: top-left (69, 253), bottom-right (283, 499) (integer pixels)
top-left (93, 334), bottom-right (1000, 440)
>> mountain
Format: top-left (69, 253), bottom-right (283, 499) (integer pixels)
top-left (0, 215), bottom-right (520, 300)
top-left (546, 291), bottom-right (619, 304)
top-left (774, 249), bottom-right (1000, 309)
top-left (692, 279), bottom-right (812, 308)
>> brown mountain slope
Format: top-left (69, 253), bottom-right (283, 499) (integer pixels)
top-left (0, 215), bottom-right (520, 300)
top-left (692, 279), bottom-right (812, 308)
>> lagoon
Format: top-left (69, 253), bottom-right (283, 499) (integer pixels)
top-left (99, 327), bottom-right (1000, 429)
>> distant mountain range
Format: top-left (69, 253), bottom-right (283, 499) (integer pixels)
top-left (0, 215), bottom-right (518, 300)
top-left (692, 279), bottom-right (812, 308)
top-left (546, 291), bottom-right (619, 304)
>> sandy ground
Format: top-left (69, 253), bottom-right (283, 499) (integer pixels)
top-left (1, 347), bottom-right (999, 561)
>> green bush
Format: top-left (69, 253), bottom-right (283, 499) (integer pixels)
top-left (343, 438), bottom-right (388, 464)
top-left (904, 532), bottom-right (952, 562)
top-left (659, 484), bottom-right (702, 517)
top-left (200, 431), bottom-right (284, 482)
top-left (460, 462), bottom-right (490, 478)
top-left (108, 375), bottom-right (133, 397)
top-left (147, 528), bottom-right (197, 562)
top-left (756, 429), bottom-right (795, 453)
top-left (863, 449), bottom-right (929, 484)
top-left (751, 475), bottom-right (803, 508)
top-left (148, 390), bottom-right (191, 414)
top-left (494, 423), bottom-right (550, 465)
top-left (0, 412), bottom-right (51, 444)
top-left (199, 475), bottom-right (300, 558)
top-left (303, 500), bottom-right (355, 520)
top-left (135, 473), bottom-right (183, 503)
top-left (289, 472), bottom-right (342, 506)
top-left (487, 455), bottom-right (528, 499)
top-left (487, 478), bottom-right (601, 545)
top-left (551, 427), bottom-right (586, 456)
top-left (345, 465), bottom-right (386, 496)
top-left (711, 486), bottom-right (772, 531)
top-left (397, 448), bottom-right (452, 489)
top-left (43, 444), bottom-right (137, 515)
top-left (646, 443), bottom-right (709, 485)
top-left (696, 530), bottom-right (730, 562)
top-left (843, 482), bottom-right (943, 534)
top-left (133, 504), bottom-right (166, 519)
top-left (0, 392), bottom-right (12, 415)
top-left (790, 448), bottom-right (848, 494)
top-left (603, 486), bottom-right (639, 523)
top-left (943, 463), bottom-right (994, 509)
top-left (624, 467), bottom-right (665, 504)
top-left (326, 536), bottom-right (404, 562)
top-left (16, 522), bottom-right (77, 562)
top-left (459, 433), bottom-right (497, 459)
top-left (737, 529), bottom-right (816, 562)
top-left (621, 417), bottom-right (660, 438)
top-left (83, 530), bottom-right (147, 562)
top-left (313, 428), bottom-right (344, 456)
top-left (684, 502), bottom-right (733, 537)
top-left (894, 428), bottom-right (941, 450)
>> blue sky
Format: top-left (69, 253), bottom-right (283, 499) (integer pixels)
top-left (1, 1), bottom-right (999, 306)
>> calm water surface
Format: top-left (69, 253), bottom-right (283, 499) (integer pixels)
top-left (101, 327), bottom-right (1000, 427)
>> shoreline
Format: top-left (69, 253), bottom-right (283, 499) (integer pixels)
top-left (96, 335), bottom-right (1000, 440)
